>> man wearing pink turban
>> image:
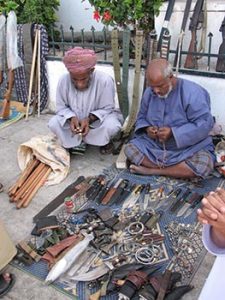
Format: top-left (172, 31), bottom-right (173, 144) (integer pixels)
top-left (48, 47), bottom-right (123, 154)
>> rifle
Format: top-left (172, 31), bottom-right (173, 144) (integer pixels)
top-left (216, 16), bottom-right (225, 72)
top-left (0, 68), bottom-right (14, 119)
top-left (143, 29), bottom-right (157, 90)
top-left (184, 0), bottom-right (205, 69)
top-left (173, 0), bottom-right (192, 67)
top-left (160, 29), bottom-right (171, 60)
top-left (157, 0), bottom-right (176, 52)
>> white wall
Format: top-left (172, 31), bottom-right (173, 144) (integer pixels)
top-left (56, 0), bottom-right (105, 31)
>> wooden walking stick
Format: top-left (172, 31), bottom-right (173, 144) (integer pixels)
top-left (32, 28), bottom-right (41, 117)
top-left (25, 29), bottom-right (38, 120)
top-left (23, 166), bottom-right (52, 208)
top-left (37, 28), bottom-right (41, 117)
top-left (13, 161), bottom-right (44, 202)
top-left (8, 158), bottom-right (39, 196)
top-left (16, 166), bottom-right (46, 209)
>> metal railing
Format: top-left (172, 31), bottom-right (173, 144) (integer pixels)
top-left (48, 25), bottom-right (115, 63)
top-left (47, 25), bottom-right (225, 79)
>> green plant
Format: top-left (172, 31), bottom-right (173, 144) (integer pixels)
top-left (0, 0), bottom-right (59, 34)
top-left (0, 1), bottom-right (20, 14)
top-left (17, 0), bottom-right (60, 31)
top-left (86, 0), bottom-right (164, 32)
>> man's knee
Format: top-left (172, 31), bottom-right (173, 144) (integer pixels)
top-left (101, 120), bottom-right (121, 138)
top-left (185, 150), bottom-right (215, 178)
top-left (48, 116), bottom-right (63, 135)
top-left (124, 143), bottom-right (144, 165)
top-left (48, 116), bottom-right (57, 131)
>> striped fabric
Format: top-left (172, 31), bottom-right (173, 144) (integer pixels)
top-left (124, 143), bottom-right (145, 166)
top-left (185, 150), bottom-right (214, 178)
top-left (125, 143), bottom-right (214, 178)
top-left (14, 24), bottom-right (49, 111)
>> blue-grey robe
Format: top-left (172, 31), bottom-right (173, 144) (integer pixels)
top-left (48, 70), bottom-right (123, 148)
top-left (130, 78), bottom-right (215, 166)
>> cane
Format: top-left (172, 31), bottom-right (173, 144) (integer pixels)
top-left (25, 28), bottom-right (38, 120)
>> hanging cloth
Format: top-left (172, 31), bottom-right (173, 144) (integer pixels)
top-left (6, 11), bottom-right (23, 70)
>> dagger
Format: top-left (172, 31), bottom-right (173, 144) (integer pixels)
top-left (183, 194), bottom-right (203, 218)
top-left (108, 179), bottom-right (130, 205)
top-left (170, 188), bottom-right (192, 214)
top-left (176, 191), bottom-right (199, 217)
top-left (122, 184), bottom-right (142, 210)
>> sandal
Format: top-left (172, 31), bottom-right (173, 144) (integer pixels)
top-left (0, 273), bottom-right (15, 298)
top-left (69, 142), bottom-right (87, 155)
top-left (99, 142), bottom-right (114, 155)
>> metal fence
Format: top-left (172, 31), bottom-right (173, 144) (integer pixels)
top-left (48, 25), bottom-right (114, 63)
top-left (47, 25), bottom-right (225, 79)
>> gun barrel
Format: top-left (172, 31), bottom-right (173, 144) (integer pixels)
top-left (216, 17), bottom-right (225, 72)
top-left (219, 16), bottom-right (225, 31)
top-left (189, 0), bottom-right (204, 30)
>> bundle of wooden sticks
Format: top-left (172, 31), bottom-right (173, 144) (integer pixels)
top-left (8, 158), bottom-right (52, 209)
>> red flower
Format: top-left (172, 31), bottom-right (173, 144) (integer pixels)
top-left (103, 10), bottom-right (112, 22)
top-left (93, 10), bottom-right (101, 22)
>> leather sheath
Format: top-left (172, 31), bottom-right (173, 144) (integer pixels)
top-left (119, 270), bottom-right (148, 298)
top-left (18, 241), bottom-right (41, 262)
top-left (42, 234), bottom-right (82, 266)
top-left (101, 178), bottom-right (123, 205)
top-left (156, 269), bottom-right (172, 300)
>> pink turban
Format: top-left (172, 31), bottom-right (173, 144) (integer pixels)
top-left (63, 47), bottom-right (97, 74)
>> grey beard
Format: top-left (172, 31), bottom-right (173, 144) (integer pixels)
top-left (158, 84), bottom-right (173, 99)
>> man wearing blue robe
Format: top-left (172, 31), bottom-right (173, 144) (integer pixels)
top-left (124, 59), bottom-right (215, 178)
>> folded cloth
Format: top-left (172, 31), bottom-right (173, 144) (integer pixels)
top-left (0, 221), bottom-right (17, 270)
top-left (17, 135), bottom-right (70, 185)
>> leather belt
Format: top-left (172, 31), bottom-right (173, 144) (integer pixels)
top-left (123, 30), bottom-right (143, 136)
top-left (121, 28), bottom-right (130, 119)
top-left (111, 29), bottom-right (123, 115)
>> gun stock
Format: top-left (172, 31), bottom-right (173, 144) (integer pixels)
top-left (216, 17), bottom-right (225, 72)
top-left (184, 31), bottom-right (198, 69)
top-left (184, 0), bottom-right (204, 69)
top-left (0, 69), bottom-right (14, 119)
top-left (216, 41), bottom-right (225, 72)
top-left (0, 70), bottom-right (3, 84)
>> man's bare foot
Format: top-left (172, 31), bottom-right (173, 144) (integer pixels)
top-left (130, 162), bottom-right (196, 178)
top-left (129, 164), bottom-right (154, 175)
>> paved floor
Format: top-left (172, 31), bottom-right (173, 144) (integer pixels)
top-left (0, 114), bottom-right (215, 299)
